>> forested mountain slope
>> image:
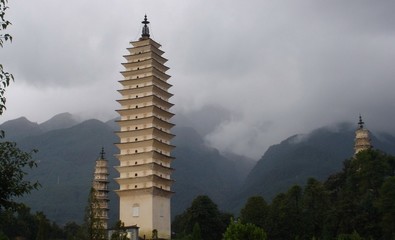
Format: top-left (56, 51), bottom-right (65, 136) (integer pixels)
top-left (227, 123), bottom-right (395, 212)
top-left (0, 114), bottom-right (254, 224)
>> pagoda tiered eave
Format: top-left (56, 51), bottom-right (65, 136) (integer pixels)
top-left (115, 186), bottom-right (174, 198)
top-left (115, 162), bottom-right (174, 174)
top-left (118, 85), bottom-right (173, 99)
top-left (116, 151), bottom-right (175, 162)
top-left (130, 38), bottom-right (161, 48)
top-left (122, 58), bottom-right (170, 72)
top-left (116, 105), bottom-right (175, 119)
top-left (123, 51), bottom-right (168, 63)
top-left (117, 95), bottom-right (174, 108)
top-left (115, 139), bottom-right (175, 152)
top-left (116, 116), bottom-right (175, 129)
top-left (118, 76), bottom-right (173, 89)
top-left (115, 127), bottom-right (175, 140)
top-left (120, 67), bottom-right (171, 81)
top-left (115, 174), bottom-right (174, 185)
top-left (126, 44), bottom-right (165, 57)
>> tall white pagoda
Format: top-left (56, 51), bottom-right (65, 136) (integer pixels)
top-left (114, 15), bottom-right (175, 239)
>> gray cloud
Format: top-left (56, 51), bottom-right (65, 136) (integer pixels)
top-left (1, 0), bottom-right (395, 158)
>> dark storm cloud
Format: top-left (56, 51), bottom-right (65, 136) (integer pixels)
top-left (1, 0), bottom-right (395, 158)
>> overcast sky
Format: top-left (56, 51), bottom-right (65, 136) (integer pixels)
top-left (1, 1), bottom-right (395, 159)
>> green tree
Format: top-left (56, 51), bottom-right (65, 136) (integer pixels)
top-left (284, 185), bottom-right (303, 239)
top-left (82, 188), bottom-right (106, 240)
top-left (0, 205), bottom-right (36, 239)
top-left (264, 149), bottom-right (395, 239)
top-left (239, 196), bottom-right (268, 228)
top-left (0, 0), bottom-right (13, 117)
top-left (35, 212), bottom-right (49, 240)
top-left (0, 203), bottom-right (67, 239)
top-left (0, 141), bottom-right (39, 211)
top-left (302, 178), bottom-right (329, 239)
top-left (266, 193), bottom-right (286, 239)
top-left (337, 231), bottom-right (364, 240)
top-left (172, 195), bottom-right (231, 240)
top-left (337, 150), bottom-right (392, 238)
top-left (48, 221), bottom-right (65, 239)
top-left (222, 219), bottom-right (267, 240)
top-left (267, 185), bottom-right (304, 240)
top-left (375, 176), bottom-right (395, 239)
top-left (64, 221), bottom-right (84, 240)
top-left (322, 150), bottom-right (395, 239)
top-left (323, 160), bottom-right (355, 238)
top-left (191, 223), bottom-right (201, 240)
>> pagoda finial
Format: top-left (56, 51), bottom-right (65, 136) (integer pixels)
top-left (141, 15), bottom-right (150, 39)
top-left (358, 114), bottom-right (364, 129)
top-left (100, 147), bottom-right (105, 159)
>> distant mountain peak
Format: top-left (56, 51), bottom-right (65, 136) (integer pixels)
top-left (40, 112), bottom-right (80, 132)
top-left (3, 116), bottom-right (32, 125)
top-left (0, 116), bottom-right (41, 141)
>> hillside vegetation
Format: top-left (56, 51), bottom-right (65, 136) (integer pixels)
top-left (2, 113), bottom-right (395, 226)
top-left (173, 149), bottom-right (395, 240)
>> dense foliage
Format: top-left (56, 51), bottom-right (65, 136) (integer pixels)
top-left (222, 219), bottom-right (267, 240)
top-left (239, 195), bottom-right (268, 228)
top-left (0, 204), bottom-right (129, 240)
top-left (0, 187), bottom-right (112, 239)
top-left (81, 188), bottom-right (107, 240)
top-left (172, 150), bottom-right (395, 240)
top-left (0, 204), bottom-right (79, 240)
top-left (240, 149), bottom-right (395, 239)
top-left (172, 195), bottom-right (232, 240)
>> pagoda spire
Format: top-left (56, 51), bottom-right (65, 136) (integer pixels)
top-left (100, 147), bottom-right (105, 159)
top-left (358, 114), bottom-right (364, 129)
top-left (141, 15), bottom-right (150, 39)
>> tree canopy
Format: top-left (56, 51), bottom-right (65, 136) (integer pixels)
top-left (0, 204), bottom-right (67, 239)
top-left (222, 219), bottom-right (267, 240)
top-left (238, 149), bottom-right (395, 240)
top-left (81, 188), bottom-right (107, 240)
top-left (239, 196), bottom-right (268, 228)
top-left (172, 195), bottom-right (232, 240)
top-left (0, 141), bottom-right (39, 211)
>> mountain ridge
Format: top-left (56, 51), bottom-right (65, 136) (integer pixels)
top-left (40, 112), bottom-right (80, 132)
top-left (3, 114), bottom-right (395, 224)
top-left (1, 114), bottom-right (254, 225)
top-left (226, 122), bottom-right (395, 213)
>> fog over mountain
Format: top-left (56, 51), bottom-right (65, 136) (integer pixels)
top-left (2, 1), bottom-right (395, 159)
top-left (3, 112), bottom-right (395, 224)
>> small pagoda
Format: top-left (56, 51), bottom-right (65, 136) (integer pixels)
top-left (93, 147), bottom-right (110, 229)
top-left (354, 115), bottom-right (372, 155)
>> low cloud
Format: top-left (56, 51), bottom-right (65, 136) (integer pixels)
top-left (2, 0), bottom-right (395, 158)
